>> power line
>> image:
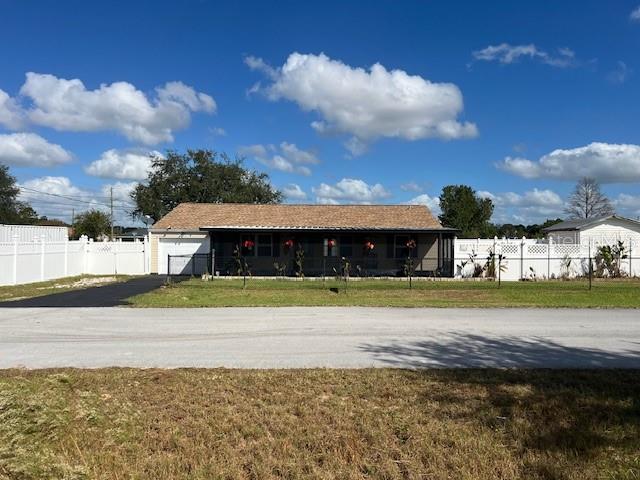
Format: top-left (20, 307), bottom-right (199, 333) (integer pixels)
top-left (19, 186), bottom-right (137, 209)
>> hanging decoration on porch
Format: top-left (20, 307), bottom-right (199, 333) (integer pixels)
top-left (242, 239), bottom-right (255, 250)
top-left (364, 240), bottom-right (375, 252)
top-left (327, 238), bottom-right (336, 248)
top-left (406, 239), bottom-right (416, 251)
top-left (283, 239), bottom-right (294, 251)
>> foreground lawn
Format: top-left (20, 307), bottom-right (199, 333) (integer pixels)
top-left (129, 278), bottom-right (640, 308)
top-left (0, 369), bottom-right (638, 479)
top-left (0, 275), bottom-right (129, 302)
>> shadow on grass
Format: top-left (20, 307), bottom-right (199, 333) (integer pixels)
top-left (361, 336), bottom-right (640, 475)
top-left (360, 333), bottom-right (640, 368)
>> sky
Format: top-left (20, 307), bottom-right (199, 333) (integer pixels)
top-left (1, 0), bottom-right (639, 226)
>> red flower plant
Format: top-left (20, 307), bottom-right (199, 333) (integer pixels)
top-left (327, 238), bottom-right (336, 248)
top-left (364, 241), bottom-right (375, 251)
top-left (406, 239), bottom-right (416, 250)
top-left (243, 239), bottom-right (255, 249)
top-left (284, 239), bottom-right (294, 249)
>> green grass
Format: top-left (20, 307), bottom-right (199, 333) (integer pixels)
top-left (128, 277), bottom-right (640, 308)
top-left (0, 368), bottom-right (638, 479)
top-left (0, 275), bottom-right (129, 302)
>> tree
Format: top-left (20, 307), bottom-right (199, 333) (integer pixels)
top-left (73, 209), bottom-right (111, 240)
top-left (438, 185), bottom-right (494, 238)
top-left (0, 164), bottom-right (39, 224)
top-left (131, 150), bottom-right (282, 221)
top-left (565, 177), bottom-right (614, 219)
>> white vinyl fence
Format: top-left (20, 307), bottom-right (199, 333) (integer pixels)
top-left (0, 224), bottom-right (68, 242)
top-left (455, 237), bottom-right (640, 281)
top-left (0, 236), bottom-right (150, 286)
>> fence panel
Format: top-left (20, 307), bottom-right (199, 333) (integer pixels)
top-left (0, 237), bottom-right (148, 286)
top-left (455, 237), bottom-right (640, 281)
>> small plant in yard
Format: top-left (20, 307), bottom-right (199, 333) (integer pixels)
top-left (460, 250), bottom-right (484, 278)
top-left (233, 244), bottom-right (251, 287)
top-left (294, 244), bottom-right (305, 278)
top-left (485, 249), bottom-right (507, 285)
top-left (403, 239), bottom-right (417, 289)
top-left (273, 261), bottom-right (287, 278)
top-left (332, 257), bottom-right (351, 290)
top-left (560, 253), bottom-right (573, 280)
top-left (595, 241), bottom-right (628, 278)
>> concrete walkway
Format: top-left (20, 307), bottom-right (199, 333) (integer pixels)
top-left (1, 307), bottom-right (638, 369)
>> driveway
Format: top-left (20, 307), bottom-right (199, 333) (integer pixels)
top-left (0, 276), bottom-right (173, 308)
top-left (0, 307), bottom-right (638, 369)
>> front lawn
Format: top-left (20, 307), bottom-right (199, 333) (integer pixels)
top-left (0, 275), bottom-right (129, 303)
top-left (128, 277), bottom-right (640, 308)
top-left (0, 368), bottom-right (638, 479)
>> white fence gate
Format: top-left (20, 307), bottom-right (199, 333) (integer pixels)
top-left (0, 236), bottom-right (150, 286)
top-left (454, 237), bottom-right (640, 281)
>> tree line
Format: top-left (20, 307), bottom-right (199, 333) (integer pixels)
top-left (1, 149), bottom-right (617, 240)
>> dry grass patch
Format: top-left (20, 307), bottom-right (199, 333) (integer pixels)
top-left (1, 369), bottom-right (639, 479)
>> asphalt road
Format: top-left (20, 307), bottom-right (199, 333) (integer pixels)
top-left (0, 307), bottom-right (638, 369)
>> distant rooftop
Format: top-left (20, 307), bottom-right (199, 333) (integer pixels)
top-left (543, 215), bottom-right (640, 232)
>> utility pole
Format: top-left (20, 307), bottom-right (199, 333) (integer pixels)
top-left (71, 208), bottom-right (75, 225)
top-left (110, 187), bottom-right (114, 241)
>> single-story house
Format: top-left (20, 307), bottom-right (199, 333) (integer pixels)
top-left (149, 203), bottom-right (457, 277)
top-left (543, 214), bottom-right (640, 246)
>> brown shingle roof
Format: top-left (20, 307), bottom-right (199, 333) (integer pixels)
top-left (152, 203), bottom-right (446, 231)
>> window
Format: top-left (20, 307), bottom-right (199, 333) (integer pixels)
top-left (323, 238), bottom-right (338, 257)
top-left (339, 236), bottom-right (353, 257)
top-left (240, 233), bottom-right (272, 257)
top-left (394, 235), bottom-right (410, 258)
top-left (256, 234), bottom-right (273, 257)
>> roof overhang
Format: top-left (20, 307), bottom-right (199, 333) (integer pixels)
top-left (198, 226), bottom-right (459, 233)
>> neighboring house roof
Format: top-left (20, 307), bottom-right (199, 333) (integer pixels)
top-left (152, 203), bottom-right (449, 231)
top-left (543, 215), bottom-right (640, 232)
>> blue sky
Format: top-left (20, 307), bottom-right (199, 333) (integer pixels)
top-left (1, 0), bottom-right (640, 225)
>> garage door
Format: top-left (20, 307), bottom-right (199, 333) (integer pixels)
top-left (158, 237), bottom-right (210, 275)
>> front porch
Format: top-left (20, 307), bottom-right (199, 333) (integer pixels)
top-left (206, 230), bottom-right (455, 277)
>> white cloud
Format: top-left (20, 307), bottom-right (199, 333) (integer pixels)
top-left (630, 6), bottom-right (640, 21)
top-left (480, 188), bottom-right (565, 224)
top-left (18, 176), bottom-right (137, 225)
top-left (85, 149), bottom-right (161, 180)
top-left (0, 133), bottom-right (72, 167)
top-left (497, 142), bottom-right (640, 183)
top-left (312, 178), bottom-right (392, 204)
top-left (614, 194), bottom-right (640, 217)
top-left (400, 181), bottom-right (422, 193)
top-left (0, 89), bottom-right (24, 129)
top-left (209, 126), bottom-right (227, 136)
top-left (282, 183), bottom-right (307, 201)
top-left (239, 141), bottom-right (319, 176)
top-left (101, 181), bottom-right (138, 203)
top-left (472, 43), bottom-right (576, 67)
top-left (247, 52), bottom-right (477, 155)
top-left (607, 61), bottom-right (631, 85)
top-left (15, 73), bottom-right (215, 145)
top-left (405, 193), bottom-right (441, 215)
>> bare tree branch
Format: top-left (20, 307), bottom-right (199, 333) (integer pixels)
top-left (564, 177), bottom-right (615, 219)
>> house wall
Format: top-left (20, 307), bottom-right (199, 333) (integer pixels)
top-left (209, 231), bottom-right (448, 276)
top-left (151, 231), bottom-right (210, 274)
top-left (580, 218), bottom-right (640, 247)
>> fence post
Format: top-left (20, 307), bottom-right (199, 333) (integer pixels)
top-left (40, 236), bottom-right (45, 281)
top-left (547, 236), bottom-right (552, 279)
top-left (12, 234), bottom-right (18, 285)
top-left (520, 236), bottom-right (526, 281)
top-left (629, 239), bottom-right (633, 278)
top-left (64, 238), bottom-right (68, 277)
